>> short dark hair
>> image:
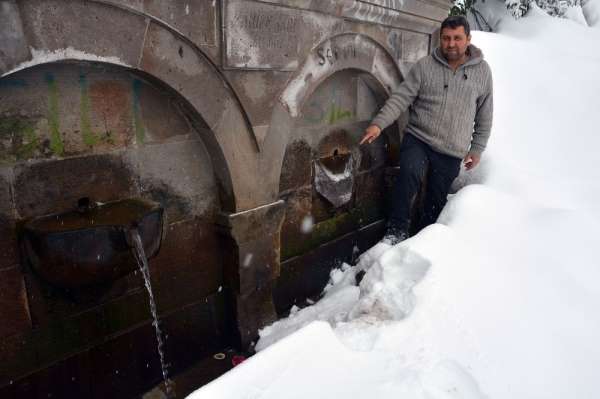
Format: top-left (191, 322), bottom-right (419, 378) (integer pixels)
top-left (441, 16), bottom-right (470, 37)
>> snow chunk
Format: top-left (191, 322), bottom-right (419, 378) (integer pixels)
top-left (349, 245), bottom-right (431, 321)
top-left (300, 215), bottom-right (314, 234)
top-left (255, 287), bottom-right (360, 351)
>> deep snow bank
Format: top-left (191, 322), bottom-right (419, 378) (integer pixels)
top-left (189, 8), bottom-right (600, 399)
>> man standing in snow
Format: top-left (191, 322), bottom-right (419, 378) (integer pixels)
top-left (360, 15), bottom-right (493, 244)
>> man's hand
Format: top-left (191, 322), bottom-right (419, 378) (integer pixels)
top-left (463, 153), bottom-right (481, 171)
top-left (359, 125), bottom-right (382, 145)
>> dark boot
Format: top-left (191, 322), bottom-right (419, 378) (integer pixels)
top-left (382, 226), bottom-right (408, 245)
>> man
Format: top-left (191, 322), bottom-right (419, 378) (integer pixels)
top-left (360, 15), bottom-right (493, 245)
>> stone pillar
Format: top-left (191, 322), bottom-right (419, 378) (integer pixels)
top-left (217, 200), bottom-right (286, 348)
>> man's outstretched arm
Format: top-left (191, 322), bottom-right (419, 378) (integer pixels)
top-left (360, 62), bottom-right (422, 145)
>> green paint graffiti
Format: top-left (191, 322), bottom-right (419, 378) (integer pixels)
top-left (0, 116), bottom-right (39, 163)
top-left (303, 79), bottom-right (355, 125)
top-left (16, 123), bottom-right (39, 160)
top-left (45, 73), bottom-right (64, 156)
top-left (327, 104), bottom-right (353, 125)
top-left (79, 73), bottom-right (100, 146)
top-left (132, 79), bottom-right (145, 144)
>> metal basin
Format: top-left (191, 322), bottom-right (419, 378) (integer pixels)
top-left (22, 198), bottom-right (164, 289)
top-left (313, 129), bottom-right (361, 208)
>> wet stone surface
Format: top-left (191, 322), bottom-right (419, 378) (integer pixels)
top-left (279, 140), bottom-right (312, 193)
top-left (0, 267), bottom-right (31, 339)
top-left (13, 153), bottom-right (139, 219)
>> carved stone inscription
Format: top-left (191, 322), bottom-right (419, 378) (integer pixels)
top-left (358, 0), bottom-right (404, 8)
top-left (402, 31), bottom-right (429, 63)
top-left (225, 0), bottom-right (301, 69)
top-left (387, 29), bottom-right (430, 65)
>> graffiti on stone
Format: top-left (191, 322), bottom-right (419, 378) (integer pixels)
top-left (45, 73), bottom-right (64, 156)
top-left (80, 74), bottom-right (101, 146)
top-left (301, 74), bottom-right (357, 126)
top-left (0, 114), bottom-right (39, 163)
top-left (316, 45), bottom-right (358, 66)
top-left (281, 33), bottom-right (397, 119)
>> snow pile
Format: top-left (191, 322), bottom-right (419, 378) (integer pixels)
top-left (582, 0), bottom-right (600, 26)
top-left (564, 4), bottom-right (589, 24)
top-left (347, 245), bottom-right (430, 322)
top-left (189, 9), bottom-right (600, 399)
top-left (195, 321), bottom-right (486, 399)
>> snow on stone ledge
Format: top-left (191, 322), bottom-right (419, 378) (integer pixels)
top-left (2, 47), bottom-right (132, 77)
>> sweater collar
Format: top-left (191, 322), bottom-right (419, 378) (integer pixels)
top-left (432, 44), bottom-right (484, 70)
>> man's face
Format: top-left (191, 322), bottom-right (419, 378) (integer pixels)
top-left (440, 26), bottom-right (471, 62)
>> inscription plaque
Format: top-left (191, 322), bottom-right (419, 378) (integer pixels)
top-left (224, 0), bottom-right (301, 70)
top-left (402, 31), bottom-right (429, 63)
top-left (357, 0), bottom-right (404, 9)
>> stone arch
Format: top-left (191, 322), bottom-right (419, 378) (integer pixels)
top-left (270, 33), bottom-right (407, 311)
top-left (0, 58), bottom-right (238, 396)
top-left (1, 0), bottom-right (261, 212)
top-left (262, 33), bottom-right (404, 199)
top-left (280, 33), bottom-right (402, 119)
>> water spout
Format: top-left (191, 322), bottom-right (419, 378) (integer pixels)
top-left (22, 198), bottom-right (164, 289)
top-left (76, 197), bottom-right (96, 214)
top-left (129, 227), bottom-right (174, 397)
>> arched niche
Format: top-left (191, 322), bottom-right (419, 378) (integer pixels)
top-left (1, 61), bottom-right (220, 223)
top-left (0, 60), bottom-right (234, 393)
top-left (271, 33), bottom-right (408, 312)
top-left (1, 0), bottom-right (264, 212)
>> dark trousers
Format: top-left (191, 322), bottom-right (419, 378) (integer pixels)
top-left (388, 133), bottom-right (462, 234)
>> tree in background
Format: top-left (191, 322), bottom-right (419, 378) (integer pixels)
top-left (452, 0), bottom-right (584, 19)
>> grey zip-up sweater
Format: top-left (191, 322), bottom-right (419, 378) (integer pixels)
top-left (371, 44), bottom-right (493, 158)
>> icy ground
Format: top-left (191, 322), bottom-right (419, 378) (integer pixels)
top-left (189, 5), bottom-right (600, 399)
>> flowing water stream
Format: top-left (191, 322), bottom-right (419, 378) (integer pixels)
top-left (129, 228), bottom-right (174, 397)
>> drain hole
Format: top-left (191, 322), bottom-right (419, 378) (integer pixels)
top-left (78, 197), bottom-right (90, 209)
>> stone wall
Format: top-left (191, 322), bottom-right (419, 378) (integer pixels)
top-left (0, 61), bottom-right (227, 398)
top-left (0, 0), bottom-right (450, 397)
